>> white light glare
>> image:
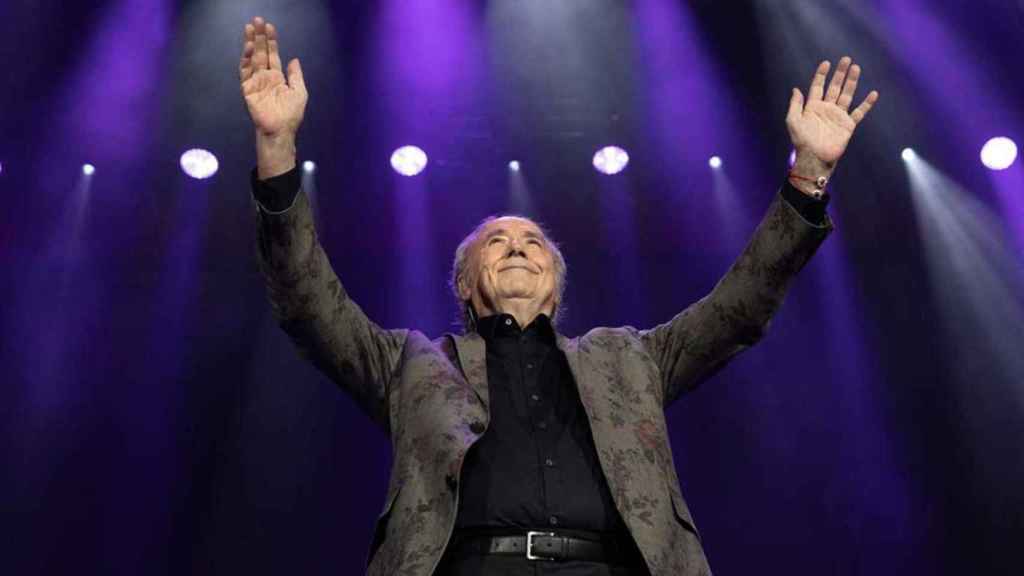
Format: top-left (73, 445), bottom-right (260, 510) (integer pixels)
top-left (82, 163), bottom-right (96, 176)
top-left (390, 145), bottom-right (428, 177)
top-left (901, 148), bottom-right (916, 162)
top-left (303, 160), bottom-right (316, 172)
top-left (592, 146), bottom-right (629, 175)
top-left (179, 148), bottom-right (219, 180)
top-left (788, 150), bottom-right (797, 167)
top-left (508, 160), bottom-right (520, 172)
top-left (708, 156), bottom-right (723, 169)
top-left (980, 137), bottom-right (1018, 171)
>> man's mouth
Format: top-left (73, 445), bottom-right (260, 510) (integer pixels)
top-left (499, 263), bottom-right (536, 273)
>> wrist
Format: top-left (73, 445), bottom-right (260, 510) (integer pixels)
top-left (256, 131), bottom-right (297, 180)
top-left (789, 152), bottom-right (834, 198)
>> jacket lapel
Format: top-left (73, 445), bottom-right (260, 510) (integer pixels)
top-left (450, 332), bottom-right (489, 409)
top-left (557, 334), bottom-right (580, 379)
top-left (557, 334), bottom-right (597, 417)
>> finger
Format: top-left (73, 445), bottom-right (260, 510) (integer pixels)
top-left (287, 58), bottom-right (307, 96)
top-left (267, 22), bottom-right (283, 72)
top-left (239, 23), bottom-right (255, 79)
top-left (252, 17), bottom-right (268, 71)
top-left (786, 87), bottom-right (804, 124)
top-left (825, 56), bottom-right (852, 103)
top-left (808, 60), bottom-right (830, 101)
top-left (836, 64), bottom-right (861, 111)
top-left (850, 90), bottom-right (880, 124)
top-left (239, 40), bottom-right (255, 83)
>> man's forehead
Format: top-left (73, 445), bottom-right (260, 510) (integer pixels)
top-left (480, 216), bottom-right (544, 236)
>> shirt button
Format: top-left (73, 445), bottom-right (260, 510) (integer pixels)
top-left (526, 363), bottom-right (535, 369)
top-left (469, 421), bottom-right (485, 434)
top-left (549, 515), bottom-right (559, 526)
top-left (505, 318), bottom-right (513, 326)
top-left (544, 458), bottom-right (555, 467)
top-left (530, 394), bottom-right (540, 402)
top-left (536, 421), bottom-right (548, 430)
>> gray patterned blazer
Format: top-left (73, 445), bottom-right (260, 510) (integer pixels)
top-left (254, 189), bottom-right (832, 576)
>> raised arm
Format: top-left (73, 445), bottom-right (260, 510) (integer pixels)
top-left (240, 17), bottom-right (407, 430)
top-left (642, 57), bottom-right (879, 407)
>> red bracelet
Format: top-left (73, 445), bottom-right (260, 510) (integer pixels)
top-left (787, 170), bottom-right (828, 199)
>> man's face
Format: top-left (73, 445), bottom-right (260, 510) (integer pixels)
top-left (461, 216), bottom-right (557, 317)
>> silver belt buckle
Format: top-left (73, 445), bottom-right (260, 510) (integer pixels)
top-left (526, 530), bottom-right (557, 561)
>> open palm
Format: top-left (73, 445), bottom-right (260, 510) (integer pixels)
top-left (239, 17), bottom-right (307, 138)
top-left (787, 57), bottom-right (879, 166)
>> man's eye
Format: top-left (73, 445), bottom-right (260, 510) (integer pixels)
top-left (527, 239), bottom-right (541, 246)
top-left (488, 237), bottom-right (504, 245)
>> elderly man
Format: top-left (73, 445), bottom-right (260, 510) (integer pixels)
top-left (240, 15), bottom-right (877, 576)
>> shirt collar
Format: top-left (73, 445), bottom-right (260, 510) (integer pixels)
top-left (476, 313), bottom-right (556, 346)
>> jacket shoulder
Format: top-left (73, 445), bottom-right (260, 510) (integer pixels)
top-left (579, 324), bottom-right (643, 343)
top-left (576, 325), bottom-right (647, 354)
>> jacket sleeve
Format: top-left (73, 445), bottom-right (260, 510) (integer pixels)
top-left (253, 187), bottom-right (408, 432)
top-left (639, 186), bottom-right (833, 407)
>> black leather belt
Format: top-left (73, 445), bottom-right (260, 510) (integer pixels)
top-left (450, 530), bottom-right (630, 563)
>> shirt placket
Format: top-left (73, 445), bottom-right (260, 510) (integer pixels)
top-left (522, 337), bottom-right (562, 529)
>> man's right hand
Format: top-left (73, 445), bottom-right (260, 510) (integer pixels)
top-left (239, 16), bottom-right (308, 180)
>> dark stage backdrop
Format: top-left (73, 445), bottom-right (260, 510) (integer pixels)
top-left (2, 1), bottom-right (1023, 574)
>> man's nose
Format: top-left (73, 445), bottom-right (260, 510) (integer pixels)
top-left (506, 238), bottom-right (526, 256)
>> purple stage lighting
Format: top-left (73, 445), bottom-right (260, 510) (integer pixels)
top-left (509, 160), bottom-right (520, 172)
top-left (303, 160), bottom-right (316, 172)
top-left (901, 148), bottom-right (916, 162)
top-left (592, 146), bottom-right (629, 175)
top-left (0, 161), bottom-right (3, 175)
top-left (179, 148), bottom-right (219, 180)
top-left (82, 163), bottom-right (96, 176)
top-left (390, 145), bottom-right (428, 177)
top-left (980, 137), bottom-right (1018, 171)
top-left (788, 150), bottom-right (797, 167)
top-left (708, 156), bottom-right (723, 169)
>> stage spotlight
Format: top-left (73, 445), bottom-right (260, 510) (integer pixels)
top-left (179, 148), bottom-right (219, 180)
top-left (788, 150), bottom-right (797, 167)
top-left (901, 148), bottom-right (916, 162)
top-left (980, 137), bottom-right (1018, 171)
top-left (390, 145), bottom-right (428, 177)
top-left (0, 161), bottom-right (3, 175)
top-left (709, 156), bottom-right (723, 169)
top-left (303, 160), bottom-right (316, 172)
top-left (593, 146), bottom-right (629, 175)
top-left (82, 164), bottom-right (96, 176)
top-left (509, 160), bottom-right (520, 172)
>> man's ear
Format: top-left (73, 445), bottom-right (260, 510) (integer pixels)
top-left (457, 274), bottom-right (472, 301)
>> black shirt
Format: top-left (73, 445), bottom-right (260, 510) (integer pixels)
top-left (454, 313), bottom-right (625, 534)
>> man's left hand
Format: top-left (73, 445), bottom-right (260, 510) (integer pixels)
top-left (787, 56), bottom-right (879, 178)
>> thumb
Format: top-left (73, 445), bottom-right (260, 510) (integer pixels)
top-left (287, 58), bottom-right (307, 95)
top-left (786, 87), bottom-right (803, 124)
